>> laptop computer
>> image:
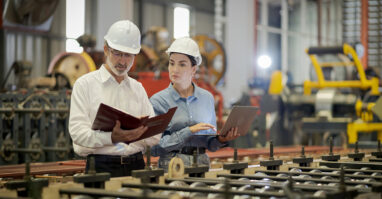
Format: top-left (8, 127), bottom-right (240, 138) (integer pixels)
top-left (194, 106), bottom-right (258, 136)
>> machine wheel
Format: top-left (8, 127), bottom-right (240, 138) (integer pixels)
top-left (193, 35), bottom-right (226, 86)
top-left (47, 52), bottom-right (96, 88)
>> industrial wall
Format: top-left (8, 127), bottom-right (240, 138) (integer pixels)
top-left (0, 0), bottom-right (362, 102)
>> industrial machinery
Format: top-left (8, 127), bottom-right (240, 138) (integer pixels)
top-left (3, 0), bottom-right (59, 29)
top-left (0, 36), bottom-right (99, 166)
top-left (0, 89), bottom-right (72, 165)
top-left (267, 43), bottom-right (381, 147)
top-left (0, 28), bottom-right (228, 165)
top-left (47, 51), bottom-right (97, 88)
top-left (2, 142), bottom-right (382, 199)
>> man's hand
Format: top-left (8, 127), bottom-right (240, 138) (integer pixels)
top-left (189, 123), bottom-right (216, 133)
top-left (111, 120), bottom-right (148, 143)
top-left (218, 127), bottom-right (239, 143)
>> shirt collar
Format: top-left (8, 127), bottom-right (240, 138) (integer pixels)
top-left (100, 65), bottom-right (112, 83)
top-left (99, 64), bottom-right (129, 84)
top-left (169, 82), bottom-right (201, 101)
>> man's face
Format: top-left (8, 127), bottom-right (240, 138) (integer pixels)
top-left (104, 45), bottom-right (135, 76)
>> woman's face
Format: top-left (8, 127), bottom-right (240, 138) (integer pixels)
top-left (168, 53), bottom-right (196, 85)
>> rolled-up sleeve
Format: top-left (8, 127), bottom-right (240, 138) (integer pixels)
top-left (159, 128), bottom-right (193, 152)
top-left (150, 96), bottom-right (192, 153)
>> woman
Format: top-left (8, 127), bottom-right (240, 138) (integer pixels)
top-left (150, 37), bottom-right (239, 170)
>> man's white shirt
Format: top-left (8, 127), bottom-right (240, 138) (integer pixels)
top-left (69, 65), bottom-right (160, 157)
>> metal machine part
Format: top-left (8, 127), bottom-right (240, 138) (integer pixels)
top-left (5, 162), bottom-right (49, 199)
top-left (2, 52), bottom-right (95, 91)
top-left (3, 0), bottom-right (59, 26)
top-left (315, 89), bottom-right (336, 115)
top-left (0, 90), bottom-right (71, 165)
top-left (3, 144), bottom-right (382, 199)
top-left (193, 35), bottom-right (226, 86)
top-left (47, 52), bottom-right (96, 88)
top-left (259, 141), bottom-right (283, 170)
top-left (304, 43), bottom-right (380, 96)
top-left (265, 43), bottom-right (381, 147)
top-left (132, 147), bottom-right (165, 183)
top-left (348, 96), bottom-right (382, 144)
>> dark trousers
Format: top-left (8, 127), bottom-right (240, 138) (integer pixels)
top-left (85, 152), bottom-right (145, 178)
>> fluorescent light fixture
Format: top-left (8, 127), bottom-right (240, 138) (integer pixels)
top-left (174, 6), bottom-right (190, 39)
top-left (257, 55), bottom-right (272, 69)
top-left (66, 0), bottom-right (85, 52)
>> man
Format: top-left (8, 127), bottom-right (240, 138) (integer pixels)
top-left (69, 20), bottom-right (160, 177)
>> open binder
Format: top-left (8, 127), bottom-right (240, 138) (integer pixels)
top-left (92, 103), bottom-right (177, 143)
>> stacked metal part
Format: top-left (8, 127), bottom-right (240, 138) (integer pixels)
top-left (56, 144), bottom-right (382, 199)
top-left (367, 0), bottom-right (382, 70)
top-left (0, 90), bottom-right (72, 165)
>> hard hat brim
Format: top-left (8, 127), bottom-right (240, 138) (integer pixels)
top-left (165, 50), bottom-right (202, 66)
top-left (105, 38), bottom-right (141, 55)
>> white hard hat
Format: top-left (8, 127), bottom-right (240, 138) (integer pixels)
top-left (104, 20), bottom-right (141, 54)
top-left (166, 37), bottom-right (202, 66)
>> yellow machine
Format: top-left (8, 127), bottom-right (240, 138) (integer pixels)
top-left (303, 43), bottom-right (381, 144)
top-left (348, 96), bottom-right (382, 144)
top-left (268, 43), bottom-right (381, 146)
top-left (304, 43), bottom-right (380, 96)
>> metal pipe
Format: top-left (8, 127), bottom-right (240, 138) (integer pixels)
top-left (361, 0), bottom-right (369, 68)
top-left (164, 178), bottom-right (370, 193)
top-left (214, 173), bottom-right (379, 188)
top-left (123, 182), bottom-right (285, 197)
top-left (59, 187), bottom-right (168, 199)
top-left (219, 170), bottom-right (382, 181)
top-left (41, 147), bottom-right (70, 152)
top-left (0, 108), bottom-right (68, 113)
top-left (9, 148), bottom-right (42, 154)
top-left (317, 0), bottom-right (322, 46)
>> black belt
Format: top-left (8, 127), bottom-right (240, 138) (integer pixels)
top-left (172, 147), bottom-right (206, 155)
top-left (87, 152), bottom-right (143, 165)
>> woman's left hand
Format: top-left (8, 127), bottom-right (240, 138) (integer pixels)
top-left (217, 127), bottom-right (240, 143)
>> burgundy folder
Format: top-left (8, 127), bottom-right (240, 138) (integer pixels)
top-left (91, 103), bottom-right (177, 143)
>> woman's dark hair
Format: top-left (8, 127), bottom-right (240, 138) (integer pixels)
top-left (186, 55), bottom-right (197, 66)
top-left (170, 52), bottom-right (197, 66)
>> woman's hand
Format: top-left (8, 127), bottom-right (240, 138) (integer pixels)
top-left (111, 120), bottom-right (148, 143)
top-left (218, 127), bottom-right (239, 143)
top-left (189, 123), bottom-right (216, 133)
